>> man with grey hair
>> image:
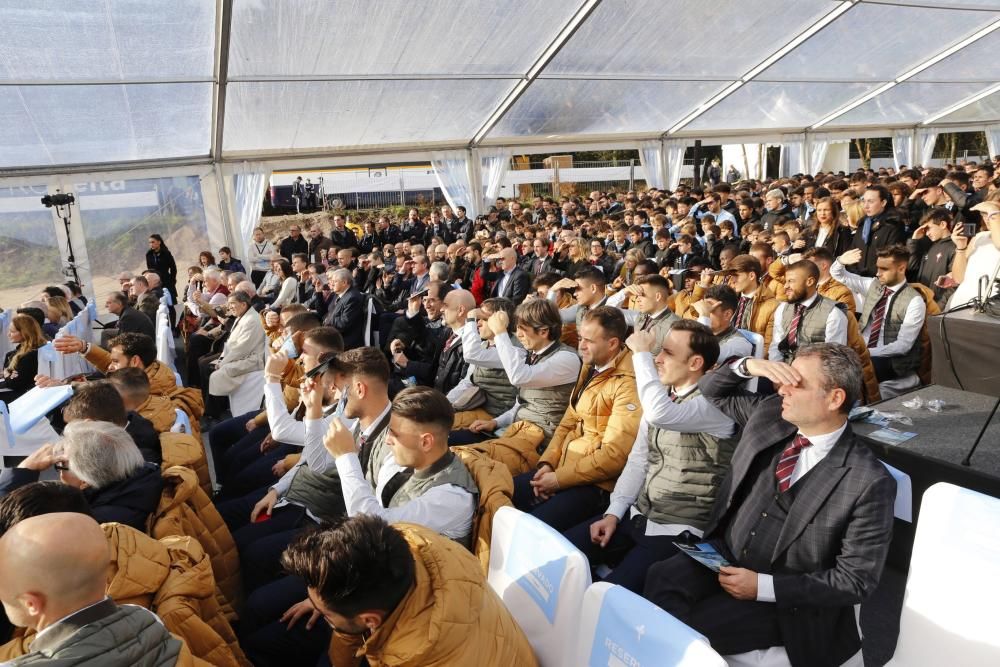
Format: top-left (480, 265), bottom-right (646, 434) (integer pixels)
top-left (429, 261), bottom-right (450, 283)
top-left (325, 267), bottom-right (366, 349)
top-left (0, 421), bottom-right (163, 531)
top-left (645, 343), bottom-right (895, 666)
top-left (102, 289), bottom-right (154, 346)
top-left (485, 247), bottom-right (531, 305)
top-left (760, 188), bottom-right (794, 232)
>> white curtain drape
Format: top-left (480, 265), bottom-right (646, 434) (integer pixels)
top-left (638, 140), bottom-right (666, 189)
top-left (778, 135), bottom-right (805, 177)
top-left (664, 139), bottom-right (686, 191)
top-left (807, 134), bottom-right (831, 175)
top-left (892, 129), bottom-right (914, 170)
top-left (430, 150), bottom-right (476, 217)
top-left (986, 124), bottom-right (1000, 162)
top-left (233, 162), bottom-right (268, 261)
top-left (917, 129), bottom-right (939, 167)
top-left (479, 147), bottom-right (511, 214)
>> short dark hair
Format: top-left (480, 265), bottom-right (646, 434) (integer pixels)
top-left (335, 347), bottom-right (390, 385)
top-left (480, 297), bottom-right (516, 334)
top-left (803, 246), bottom-right (835, 264)
top-left (515, 298), bottom-right (562, 342)
top-left (281, 515), bottom-right (415, 618)
top-left (634, 274), bottom-right (671, 294)
top-left (0, 482), bottom-right (93, 537)
top-left (730, 255), bottom-right (763, 278)
top-left (581, 306), bottom-right (628, 344)
top-left (391, 386), bottom-right (454, 434)
top-left (704, 284), bottom-right (739, 314)
top-left (108, 333), bottom-right (157, 367)
top-left (865, 184), bottom-right (892, 207)
top-left (919, 208), bottom-right (953, 228)
top-left (670, 319), bottom-right (720, 370)
top-left (291, 252), bottom-right (309, 264)
top-left (304, 326), bottom-right (345, 353)
top-left (285, 311), bottom-right (322, 334)
top-left (787, 259), bottom-right (820, 283)
top-left (109, 291), bottom-right (129, 309)
top-left (876, 244), bottom-right (910, 264)
top-left (107, 367), bottom-right (151, 404)
top-left (575, 266), bottom-right (607, 288)
top-left (63, 381), bottom-right (128, 426)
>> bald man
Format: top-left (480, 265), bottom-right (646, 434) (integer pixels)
top-left (486, 247), bottom-right (531, 305)
top-left (0, 513), bottom-right (192, 665)
top-left (392, 288), bottom-right (475, 395)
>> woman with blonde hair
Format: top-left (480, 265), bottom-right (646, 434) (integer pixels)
top-left (44, 295), bottom-right (74, 327)
top-left (814, 196), bottom-right (852, 256)
top-left (560, 237), bottom-right (591, 278)
top-left (613, 247), bottom-right (646, 290)
top-left (1, 314), bottom-right (46, 401)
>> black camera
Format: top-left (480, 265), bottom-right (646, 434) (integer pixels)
top-left (41, 193), bottom-right (76, 207)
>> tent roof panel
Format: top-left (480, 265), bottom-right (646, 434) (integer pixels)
top-left (229, 0), bottom-right (580, 77)
top-left (541, 0), bottom-right (838, 79)
top-left (0, 0), bottom-right (215, 82)
top-left (829, 81), bottom-right (992, 126)
top-left (223, 79), bottom-right (515, 153)
top-left (935, 87), bottom-right (1000, 123)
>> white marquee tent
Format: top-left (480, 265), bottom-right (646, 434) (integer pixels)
top-left (2, 0), bottom-right (1000, 306)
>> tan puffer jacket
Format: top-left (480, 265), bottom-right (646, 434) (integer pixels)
top-left (452, 448), bottom-right (514, 574)
top-left (149, 466), bottom-right (243, 622)
top-left (0, 523), bottom-right (245, 666)
top-left (160, 432), bottom-right (212, 497)
top-left (138, 394), bottom-right (178, 433)
top-left (328, 524), bottom-right (538, 667)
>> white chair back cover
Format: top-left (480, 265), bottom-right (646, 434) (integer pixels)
top-left (737, 329), bottom-right (764, 392)
top-left (487, 506), bottom-right (592, 667)
top-left (888, 483), bottom-right (1000, 665)
top-left (170, 408), bottom-right (192, 434)
top-left (576, 582), bottom-right (726, 667)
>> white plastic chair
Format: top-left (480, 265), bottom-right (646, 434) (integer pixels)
top-left (887, 483), bottom-right (1000, 665)
top-left (37, 342), bottom-right (67, 381)
top-left (0, 311), bottom-right (11, 363)
top-left (576, 582), bottom-right (726, 667)
top-left (170, 408), bottom-right (192, 434)
top-left (488, 506), bottom-right (592, 667)
top-left (737, 329), bottom-right (764, 393)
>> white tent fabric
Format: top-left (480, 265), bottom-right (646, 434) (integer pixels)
top-left (664, 140), bottom-right (687, 191)
top-left (986, 124), bottom-right (1000, 160)
top-left (233, 162), bottom-right (269, 260)
top-left (638, 140), bottom-right (666, 190)
top-left (807, 134), bottom-right (834, 175)
top-left (892, 130), bottom-right (915, 170)
top-left (917, 129), bottom-right (940, 167)
top-left (779, 136), bottom-right (806, 177)
top-left (480, 147), bottom-right (512, 214)
top-left (430, 151), bottom-right (475, 217)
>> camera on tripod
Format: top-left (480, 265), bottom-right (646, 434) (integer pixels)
top-left (41, 193), bottom-right (76, 207)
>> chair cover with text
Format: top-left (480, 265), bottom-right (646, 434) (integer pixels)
top-left (576, 582), bottom-right (726, 667)
top-left (888, 483), bottom-right (1000, 665)
top-left (488, 506), bottom-right (591, 667)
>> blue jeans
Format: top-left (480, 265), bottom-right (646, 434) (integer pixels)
top-left (512, 471), bottom-right (610, 532)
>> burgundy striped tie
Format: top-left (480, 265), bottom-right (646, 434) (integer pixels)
top-left (775, 434), bottom-right (812, 492)
top-left (867, 288), bottom-right (890, 347)
top-left (734, 295), bottom-right (749, 329)
top-left (786, 303), bottom-right (806, 349)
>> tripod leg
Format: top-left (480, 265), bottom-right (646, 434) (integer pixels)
top-left (962, 394), bottom-right (1000, 466)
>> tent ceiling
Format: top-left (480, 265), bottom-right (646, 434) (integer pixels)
top-left (2, 0), bottom-right (1000, 171)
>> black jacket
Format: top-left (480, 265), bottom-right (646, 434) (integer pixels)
top-left (760, 203), bottom-right (795, 232)
top-left (126, 411), bottom-right (162, 465)
top-left (279, 235), bottom-right (309, 261)
top-left (0, 348), bottom-right (39, 402)
top-left (325, 288), bottom-right (367, 350)
top-left (400, 323), bottom-right (467, 395)
top-left (115, 306), bottom-right (155, 340)
top-left (485, 266), bottom-right (532, 305)
top-left (907, 235), bottom-right (956, 306)
top-left (330, 227), bottom-right (359, 250)
top-left (0, 462), bottom-right (163, 534)
top-left (145, 248), bottom-right (178, 293)
top-left (849, 209), bottom-right (905, 277)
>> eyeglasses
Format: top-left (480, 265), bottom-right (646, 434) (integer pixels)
top-left (54, 461), bottom-right (69, 471)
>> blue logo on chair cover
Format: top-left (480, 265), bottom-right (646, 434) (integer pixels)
top-left (504, 518), bottom-right (569, 624)
top-left (588, 586), bottom-right (699, 667)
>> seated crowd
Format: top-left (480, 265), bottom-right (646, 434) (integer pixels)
top-left (1, 158), bottom-right (999, 666)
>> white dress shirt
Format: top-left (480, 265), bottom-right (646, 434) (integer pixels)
top-left (768, 293), bottom-right (847, 361)
top-left (335, 449), bottom-right (475, 541)
top-left (491, 334), bottom-right (581, 430)
top-left (830, 261), bottom-right (926, 357)
top-left (551, 293), bottom-right (608, 324)
top-left (756, 421), bottom-right (849, 602)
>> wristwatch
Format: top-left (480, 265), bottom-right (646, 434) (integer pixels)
top-left (737, 356), bottom-right (751, 376)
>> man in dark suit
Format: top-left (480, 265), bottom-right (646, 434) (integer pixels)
top-left (324, 268), bottom-right (367, 350)
top-left (529, 238), bottom-right (559, 277)
top-left (850, 185), bottom-right (905, 277)
top-left (105, 291), bottom-right (154, 341)
top-left (644, 343), bottom-right (895, 667)
top-left (485, 247), bottom-right (531, 305)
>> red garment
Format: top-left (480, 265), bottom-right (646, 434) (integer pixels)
top-left (470, 265), bottom-right (488, 305)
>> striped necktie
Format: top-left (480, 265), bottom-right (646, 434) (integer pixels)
top-left (734, 295), bottom-right (750, 329)
top-left (775, 435), bottom-right (812, 492)
top-left (786, 303), bottom-right (806, 349)
top-left (867, 288), bottom-right (890, 348)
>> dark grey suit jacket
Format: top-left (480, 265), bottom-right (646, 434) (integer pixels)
top-left (325, 288), bottom-right (366, 350)
top-left (698, 364), bottom-right (896, 667)
top-left (487, 266), bottom-right (532, 305)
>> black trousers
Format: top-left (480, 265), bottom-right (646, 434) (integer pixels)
top-left (643, 549), bottom-right (783, 655)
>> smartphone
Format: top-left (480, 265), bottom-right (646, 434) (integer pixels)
top-left (411, 287), bottom-right (430, 300)
top-left (254, 512), bottom-right (271, 523)
top-left (962, 222), bottom-right (978, 238)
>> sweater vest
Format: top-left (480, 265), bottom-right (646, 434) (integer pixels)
top-left (472, 365), bottom-right (518, 418)
top-left (634, 389), bottom-right (738, 530)
top-left (387, 451), bottom-right (479, 548)
top-left (858, 281), bottom-right (921, 375)
top-left (777, 295), bottom-right (841, 362)
top-left (516, 342), bottom-right (578, 439)
top-left (636, 308), bottom-right (681, 351)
